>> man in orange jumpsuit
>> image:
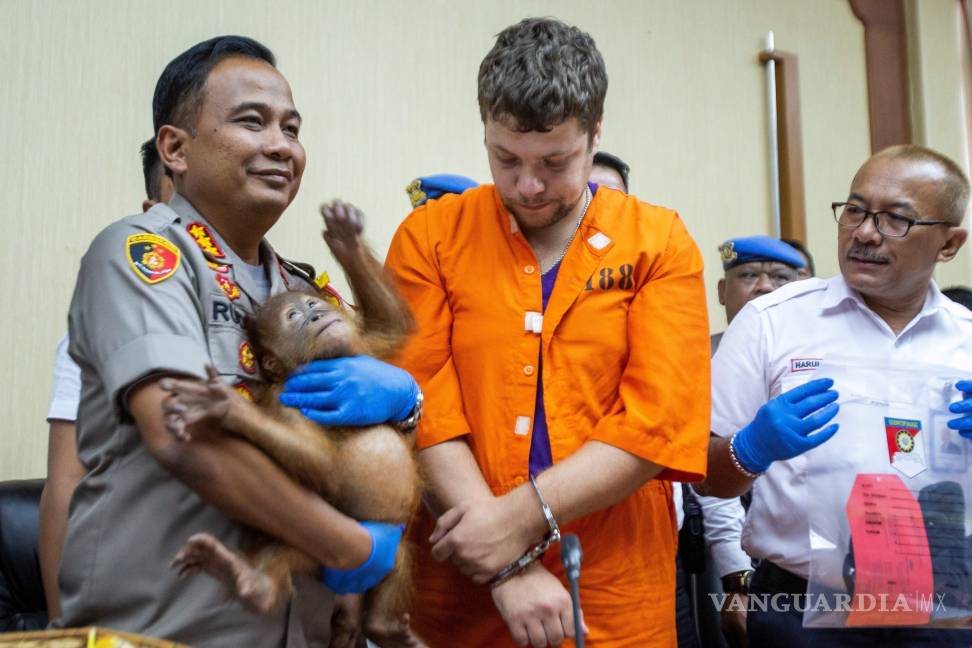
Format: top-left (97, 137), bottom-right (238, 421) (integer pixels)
top-left (385, 17), bottom-right (710, 647)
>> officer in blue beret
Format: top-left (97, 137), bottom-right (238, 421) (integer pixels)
top-left (712, 235), bottom-right (806, 353)
top-left (406, 174), bottom-right (479, 208)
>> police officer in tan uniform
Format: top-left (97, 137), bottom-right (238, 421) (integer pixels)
top-left (56, 36), bottom-right (418, 647)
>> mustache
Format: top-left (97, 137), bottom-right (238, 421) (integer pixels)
top-left (847, 245), bottom-right (890, 263)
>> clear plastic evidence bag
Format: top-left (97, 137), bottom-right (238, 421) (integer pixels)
top-left (804, 359), bottom-right (972, 629)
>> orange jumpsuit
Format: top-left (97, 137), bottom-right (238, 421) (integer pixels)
top-left (385, 185), bottom-right (710, 647)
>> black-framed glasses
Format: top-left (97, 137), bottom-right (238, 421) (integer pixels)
top-left (831, 202), bottom-right (949, 238)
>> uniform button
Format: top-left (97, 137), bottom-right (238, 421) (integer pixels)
top-left (524, 265), bottom-right (536, 274)
top-left (523, 365), bottom-right (535, 376)
top-left (513, 476), bottom-right (526, 486)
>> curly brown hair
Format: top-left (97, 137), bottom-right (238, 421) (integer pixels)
top-left (478, 17), bottom-right (607, 140)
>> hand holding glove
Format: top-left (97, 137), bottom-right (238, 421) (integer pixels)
top-left (732, 377), bottom-right (840, 474)
top-left (947, 380), bottom-right (972, 439)
top-left (279, 355), bottom-right (419, 426)
top-left (322, 521), bottom-right (404, 594)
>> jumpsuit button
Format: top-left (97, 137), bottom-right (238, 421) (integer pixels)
top-left (513, 476), bottom-right (526, 486)
top-left (524, 265), bottom-right (536, 274)
top-left (523, 365), bottom-right (535, 376)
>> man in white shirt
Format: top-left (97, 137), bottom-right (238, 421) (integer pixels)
top-left (699, 234), bottom-right (807, 647)
top-left (698, 144), bottom-right (972, 646)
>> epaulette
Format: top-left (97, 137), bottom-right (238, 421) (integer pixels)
top-left (749, 277), bottom-right (827, 312)
top-left (278, 257), bottom-right (348, 308)
top-left (277, 256), bottom-right (317, 286)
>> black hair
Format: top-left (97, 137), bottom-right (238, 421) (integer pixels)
top-left (782, 238), bottom-right (816, 276)
top-left (592, 151), bottom-right (630, 191)
top-left (152, 35), bottom-right (276, 136)
top-left (943, 286), bottom-right (972, 311)
top-left (478, 17), bottom-right (607, 138)
top-left (140, 138), bottom-right (163, 201)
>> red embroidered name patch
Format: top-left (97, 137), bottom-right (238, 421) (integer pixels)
top-left (789, 358), bottom-right (821, 373)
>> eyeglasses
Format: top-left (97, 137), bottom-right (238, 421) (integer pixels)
top-left (831, 202), bottom-right (949, 238)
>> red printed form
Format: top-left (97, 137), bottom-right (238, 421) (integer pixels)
top-left (845, 473), bottom-right (933, 626)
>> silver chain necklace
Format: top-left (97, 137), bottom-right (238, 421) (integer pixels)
top-left (542, 186), bottom-right (592, 275)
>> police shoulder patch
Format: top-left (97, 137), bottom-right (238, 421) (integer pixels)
top-left (126, 233), bottom-right (181, 284)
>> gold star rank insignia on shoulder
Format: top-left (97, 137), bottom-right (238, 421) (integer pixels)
top-left (126, 233), bottom-right (181, 284)
top-left (187, 221), bottom-right (226, 259)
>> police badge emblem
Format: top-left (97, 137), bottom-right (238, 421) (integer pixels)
top-left (126, 233), bottom-right (181, 284)
top-left (884, 417), bottom-right (927, 478)
top-left (718, 241), bottom-right (737, 263)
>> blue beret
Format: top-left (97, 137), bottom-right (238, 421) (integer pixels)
top-left (406, 174), bottom-right (479, 208)
top-left (719, 235), bottom-right (806, 271)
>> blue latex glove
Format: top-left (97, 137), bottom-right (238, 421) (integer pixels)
top-left (947, 380), bottom-right (972, 439)
top-left (322, 521), bottom-right (404, 594)
top-left (733, 377), bottom-right (841, 474)
top-left (279, 355), bottom-right (419, 426)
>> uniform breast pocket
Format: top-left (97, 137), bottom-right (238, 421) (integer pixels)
top-left (778, 368), bottom-right (868, 403)
top-left (778, 374), bottom-right (812, 397)
top-left (208, 323), bottom-right (257, 381)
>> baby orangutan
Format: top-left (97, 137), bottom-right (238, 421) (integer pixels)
top-left (160, 201), bottom-right (423, 647)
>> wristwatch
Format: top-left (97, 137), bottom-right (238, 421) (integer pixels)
top-left (721, 569), bottom-right (753, 593)
top-left (393, 389), bottom-right (423, 433)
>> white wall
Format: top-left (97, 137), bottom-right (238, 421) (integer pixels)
top-left (1, 0), bottom-right (964, 479)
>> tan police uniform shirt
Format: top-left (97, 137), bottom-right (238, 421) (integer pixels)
top-left (56, 194), bottom-right (333, 647)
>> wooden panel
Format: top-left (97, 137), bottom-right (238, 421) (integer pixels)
top-left (760, 50), bottom-right (807, 242)
top-left (850, 0), bottom-right (913, 151)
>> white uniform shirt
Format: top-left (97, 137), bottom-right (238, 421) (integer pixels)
top-left (711, 275), bottom-right (972, 578)
top-left (673, 480), bottom-right (683, 529)
top-left (47, 333), bottom-right (81, 422)
top-left (697, 490), bottom-right (751, 576)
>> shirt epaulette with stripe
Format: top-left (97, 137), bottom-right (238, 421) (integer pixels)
top-left (748, 276), bottom-right (828, 312)
top-left (276, 256), bottom-right (317, 286)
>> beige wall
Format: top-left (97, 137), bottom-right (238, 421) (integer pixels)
top-left (908, 0), bottom-right (972, 286)
top-left (0, 0), bottom-right (964, 480)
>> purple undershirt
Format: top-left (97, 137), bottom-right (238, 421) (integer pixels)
top-left (528, 183), bottom-right (598, 476)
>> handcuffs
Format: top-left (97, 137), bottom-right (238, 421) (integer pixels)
top-left (489, 475), bottom-right (560, 588)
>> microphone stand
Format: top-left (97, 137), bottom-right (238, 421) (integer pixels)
top-left (560, 533), bottom-right (584, 648)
